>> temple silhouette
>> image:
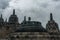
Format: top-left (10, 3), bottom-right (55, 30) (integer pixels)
top-left (0, 9), bottom-right (60, 40)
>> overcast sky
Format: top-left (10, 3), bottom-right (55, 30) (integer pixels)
top-left (0, 0), bottom-right (60, 29)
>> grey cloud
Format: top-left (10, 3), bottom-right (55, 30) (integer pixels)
top-left (0, 0), bottom-right (11, 19)
top-left (0, 0), bottom-right (10, 9)
top-left (53, 0), bottom-right (60, 1)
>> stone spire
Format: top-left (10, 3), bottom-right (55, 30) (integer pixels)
top-left (9, 9), bottom-right (18, 24)
top-left (50, 13), bottom-right (53, 21)
top-left (46, 13), bottom-right (59, 33)
top-left (28, 17), bottom-right (31, 21)
top-left (1, 14), bottom-right (2, 18)
top-left (0, 14), bottom-right (4, 23)
top-left (24, 16), bottom-right (26, 21)
top-left (13, 9), bottom-right (15, 15)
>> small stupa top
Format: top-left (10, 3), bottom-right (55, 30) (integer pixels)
top-left (46, 13), bottom-right (59, 33)
top-left (13, 9), bottom-right (15, 15)
top-left (9, 9), bottom-right (18, 23)
top-left (50, 13), bottom-right (53, 21)
top-left (0, 14), bottom-right (4, 23)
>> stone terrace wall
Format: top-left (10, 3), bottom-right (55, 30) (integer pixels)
top-left (9, 32), bottom-right (60, 40)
